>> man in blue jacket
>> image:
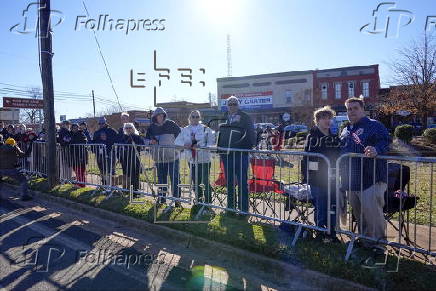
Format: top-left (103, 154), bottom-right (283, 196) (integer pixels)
top-left (340, 97), bottom-right (391, 253)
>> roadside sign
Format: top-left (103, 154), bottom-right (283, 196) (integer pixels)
top-left (3, 97), bottom-right (44, 109)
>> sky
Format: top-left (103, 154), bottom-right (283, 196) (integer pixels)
top-left (0, 0), bottom-right (435, 121)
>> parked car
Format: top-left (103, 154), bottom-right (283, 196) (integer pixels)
top-left (407, 122), bottom-right (424, 135)
top-left (331, 116), bottom-right (349, 135)
top-left (255, 123), bottom-right (276, 130)
top-left (283, 124), bottom-right (308, 138)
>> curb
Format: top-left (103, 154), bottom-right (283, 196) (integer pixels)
top-left (4, 184), bottom-right (372, 290)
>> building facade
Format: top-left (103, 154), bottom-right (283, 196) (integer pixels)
top-left (156, 101), bottom-right (213, 127)
top-left (312, 65), bottom-right (380, 115)
top-left (0, 108), bottom-right (20, 124)
top-left (217, 71), bottom-right (314, 124)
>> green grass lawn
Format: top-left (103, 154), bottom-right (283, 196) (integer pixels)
top-left (21, 177), bottom-right (436, 290)
top-left (84, 150), bottom-right (435, 226)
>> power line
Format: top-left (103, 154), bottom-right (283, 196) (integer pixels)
top-left (82, 0), bottom-right (123, 111)
top-left (0, 83), bottom-right (143, 109)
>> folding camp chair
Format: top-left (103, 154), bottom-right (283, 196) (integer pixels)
top-left (383, 163), bottom-right (420, 250)
top-left (215, 153), bottom-right (286, 217)
top-left (247, 154), bottom-right (284, 217)
top-left (282, 183), bottom-right (314, 226)
top-left (351, 163), bottom-right (419, 249)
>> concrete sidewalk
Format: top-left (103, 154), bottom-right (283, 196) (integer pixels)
top-left (0, 184), bottom-right (371, 290)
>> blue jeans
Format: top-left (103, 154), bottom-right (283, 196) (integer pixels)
top-left (221, 152), bottom-right (249, 212)
top-left (311, 185), bottom-right (336, 234)
top-left (0, 169), bottom-right (29, 198)
top-left (156, 160), bottom-right (180, 202)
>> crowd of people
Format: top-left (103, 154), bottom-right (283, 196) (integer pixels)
top-left (0, 96), bottom-right (391, 256)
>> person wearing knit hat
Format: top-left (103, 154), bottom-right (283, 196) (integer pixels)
top-left (0, 137), bottom-right (31, 201)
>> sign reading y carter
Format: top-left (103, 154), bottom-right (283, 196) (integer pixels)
top-left (220, 91), bottom-right (273, 111)
top-left (3, 97), bottom-right (44, 109)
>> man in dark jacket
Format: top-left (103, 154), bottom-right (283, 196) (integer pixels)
top-left (57, 121), bottom-right (71, 145)
top-left (93, 117), bottom-right (119, 147)
top-left (145, 107), bottom-right (181, 205)
top-left (57, 121), bottom-right (72, 180)
top-left (92, 117), bottom-right (119, 178)
top-left (79, 121), bottom-right (92, 142)
top-left (218, 96), bottom-right (255, 213)
top-left (4, 124), bottom-right (16, 140)
top-left (0, 137), bottom-right (31, 201)
top-left (339, 97), bottom-right (391, 252)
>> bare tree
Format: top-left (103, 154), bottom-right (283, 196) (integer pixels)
top-left (95, 105), bottom-right (123, 116)
top-left (379, 33), bottom-right (436, 124)
top-left (19, 87), bottom-right (44, 124)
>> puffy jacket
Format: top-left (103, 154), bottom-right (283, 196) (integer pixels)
top-left (145, 107), bottom-right (181, 163)
top-left (339, 116), bottom-right (391, 191)
top-left (174, 124), bottom-right (215, 164)
top-left (0, 144), bottom-right (25, 169)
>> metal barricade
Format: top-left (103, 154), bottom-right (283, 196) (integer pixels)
top-left (110, 144), bottom-right (192, 205)
top-left (191, 146), bottom-right (334, 235)
top-left (336, 153), bottom-right (436, 261)
top-left (28, 141), bottom-right (48, 176)
top-left (57, 143), bottom-right (108, 188)
top-left (20, 141), bottom-right (436, 263)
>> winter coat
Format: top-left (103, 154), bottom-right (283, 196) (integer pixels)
top-left (174, 124), bottom-right (215, 164)
top-left (301, 127), bottom-right (341, 188)
top-left (67, 130), bottom-right (88, 167)
top-left (339, 116), bottom-right (391, 191)
top-left (145, 107), bottom-right (181, 163)
top-left (218, 110), bottom-right (255, 149)
top-left (93, 126), bottom-right (119, 148)
top-left (0, 144), bottom-right (25, 169)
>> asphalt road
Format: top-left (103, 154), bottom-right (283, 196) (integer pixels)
top-left (0, 187), bottom-right (313, 290)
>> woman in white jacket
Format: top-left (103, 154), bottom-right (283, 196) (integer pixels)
top-left (175, 110), bottom-right (215, 205)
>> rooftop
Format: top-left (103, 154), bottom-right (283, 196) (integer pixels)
top-left (217, 64), bottom-right (379, 82)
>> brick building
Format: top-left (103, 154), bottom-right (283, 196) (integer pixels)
top-left (312, 65), bottom-right (380, 115)
top-left (155, 101), bottom-right (214, 127)
top-left (69, 110), bottom-right (152, 134)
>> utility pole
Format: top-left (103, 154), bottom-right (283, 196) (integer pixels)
top-left (92, 90), bottom-right (96, 117)
top-left (39, 0), bottom-right (58, 187)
